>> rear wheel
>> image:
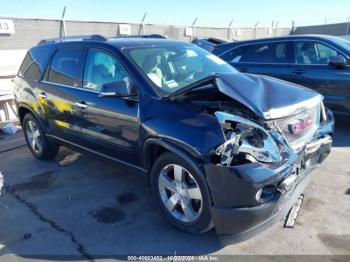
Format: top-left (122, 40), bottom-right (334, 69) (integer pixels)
top-left (151, 152), bottom-right (213, 234)
top-left (23, 114), bottom-right (58, 160)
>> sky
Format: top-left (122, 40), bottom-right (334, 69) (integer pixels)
top-left (1, 0), bottom-right (350, 28)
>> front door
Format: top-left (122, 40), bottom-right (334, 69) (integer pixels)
top-left (290, 40), bottom-right (350, 113)
top-left (72, 48), bottom-right (140, 165)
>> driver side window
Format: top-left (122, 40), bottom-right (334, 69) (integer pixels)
top-left (83, 48), bottom-right (130, 92)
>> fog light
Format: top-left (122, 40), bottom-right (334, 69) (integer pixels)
top-left (256, 185), bottom-right (276, 203)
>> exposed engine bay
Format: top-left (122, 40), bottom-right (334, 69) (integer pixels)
top-left (176, 81), bottom-right (327, 168)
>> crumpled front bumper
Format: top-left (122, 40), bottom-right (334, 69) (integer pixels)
top-left (203, 111), bottom-right (334, 243)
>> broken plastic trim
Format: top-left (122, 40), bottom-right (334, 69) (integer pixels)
top-left (285, 194), bottom-right (304, 228)
top-left (215, 111), bottom-right (282, 166)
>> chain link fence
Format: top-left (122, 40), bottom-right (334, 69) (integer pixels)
top-left (0, 16), bottom-right (291, 50)
top-left (0, 16), bottom-right (290, 123)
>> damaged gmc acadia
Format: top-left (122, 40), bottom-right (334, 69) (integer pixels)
top-left (15, 36), bottom-right (334, 242)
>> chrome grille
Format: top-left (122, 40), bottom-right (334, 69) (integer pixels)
top-left (273, 104), bottom-right (320, 150)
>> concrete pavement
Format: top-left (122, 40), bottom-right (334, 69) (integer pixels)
top-left (0, 118), bottom-right (349, 261)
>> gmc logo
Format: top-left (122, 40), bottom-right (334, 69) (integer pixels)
top-left (288, 116), bottom-right (312, 135)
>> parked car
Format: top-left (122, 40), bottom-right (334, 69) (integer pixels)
top-left (15, 35), bottom-right (333, 242)
top-left (191, 37), bottom-right (228, 52)
top-left (194, 35), bottom-right (350, 117)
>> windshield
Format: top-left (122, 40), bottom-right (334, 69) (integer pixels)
top-left (330, 36), bottom-right (350, 53)
top-left (125, 45), bottom-right (237, 95)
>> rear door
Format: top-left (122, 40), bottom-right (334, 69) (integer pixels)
top-left (71, 47), bottom-right (140, 165)
top-left (220, 41), bottom-right (293, 81)
top-left (290, 40), bottom-right (350, 113)
top-left (40, 47), bottom-right (86, 141)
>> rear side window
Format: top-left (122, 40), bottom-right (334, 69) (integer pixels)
top-left (222, 42), bottom-right (289, 64)
top-left (18, 53), bottom-right (33, 77)
top-left (18, 51), bottom-right (42, 81)
top-left (48, 48), bottom-right (85, 86)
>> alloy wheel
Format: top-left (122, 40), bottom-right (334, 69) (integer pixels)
top-left (158, 164), bottom-right (203, 223)
top-left (26, 120), bottom-right (42, 154)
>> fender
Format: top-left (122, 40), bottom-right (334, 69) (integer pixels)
top-left (143, 137), bottom-right (205, 176)
top-left (17, 102), bottom-right (48, 133)
top-left (143, 137), bottom-right (215, 206)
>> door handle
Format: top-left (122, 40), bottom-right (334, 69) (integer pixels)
top-left (38, 92), bottom-right (47, 99)
top-left (75, 102), bottom-right (88, 109)
top-left (292, 69), bottom-right (305, 75)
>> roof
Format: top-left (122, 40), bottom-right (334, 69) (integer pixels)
top-left (36, 34), bottom-right (190, 50)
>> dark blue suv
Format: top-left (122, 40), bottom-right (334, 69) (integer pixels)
top-left (15, 35), bottom-right (334, 241)
top-left (206, 35), bottom-right (350, 117)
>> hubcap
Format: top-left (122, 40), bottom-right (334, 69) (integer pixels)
top-left (158, 164), bottom-right (203, 223)
top-left (26, 120), bottom-right (42, 154)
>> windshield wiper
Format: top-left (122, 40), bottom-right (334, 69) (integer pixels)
top-left (167, 74), bottom-right (218, 100)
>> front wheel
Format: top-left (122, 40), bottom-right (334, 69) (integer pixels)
top-left (151, 152), bottom-right (213, 234)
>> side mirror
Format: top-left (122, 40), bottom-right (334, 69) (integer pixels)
top-left (327, 55), bottom-right (347, 68)
top-left (99, 81), bottom-right (136, 98)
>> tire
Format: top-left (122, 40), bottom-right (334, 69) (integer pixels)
top-left (151, 152), bottom-right (213, 234)
top-left (23, 113), bottom-right (59, 160)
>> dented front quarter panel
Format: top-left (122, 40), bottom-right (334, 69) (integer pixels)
top-left (139, 95), bottom-right (226, 159)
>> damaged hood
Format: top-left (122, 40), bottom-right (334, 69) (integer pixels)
top-left (216, 73), bottom-right (323, 119)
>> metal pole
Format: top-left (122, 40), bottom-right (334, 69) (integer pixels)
top-left (253, 21), bottom-right (259, 39)
top-left (227, 19), bottom-right (234, 40)
top-left (346, 17), bottom-right (350, 37)
top-left (141, 12), bottom-right (147, 35)
top-left (291, 20), bottom-right (295, 34)
top-left (275, 21), bottom-right (278, 36)
top-left (191, 17), bottom-right (198, 41)
top-left (61, 6), bottom-right (66, 37)
top-left (139, 12), bottom-right (147, 35)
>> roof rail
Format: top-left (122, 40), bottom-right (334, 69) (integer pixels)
top-left (110, 34), bottom-right (166, 40)
top-left (37, 35), bottom-right (107, 45)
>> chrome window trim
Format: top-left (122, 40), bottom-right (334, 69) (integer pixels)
top-left (41, 80), bottom-right (99, 94)
top-left (220, 38), bottom-right (349, 65)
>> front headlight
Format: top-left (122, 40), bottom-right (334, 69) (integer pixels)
top-left (215, 111), bottom-right (282, 166)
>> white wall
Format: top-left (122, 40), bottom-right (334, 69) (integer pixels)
top-left (0, 49), bottom-right (27, 77)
